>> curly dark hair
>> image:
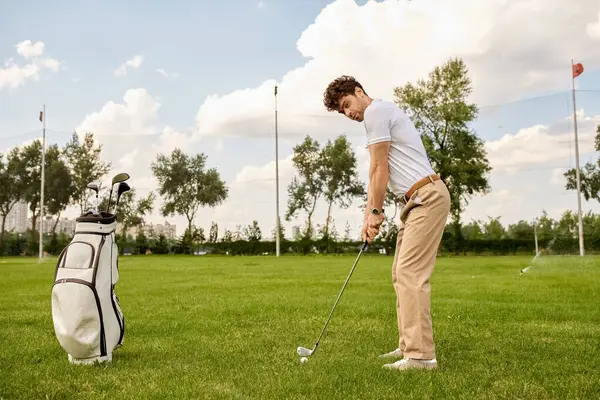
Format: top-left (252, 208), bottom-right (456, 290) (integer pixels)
top-left (323, 75), bottom-right (367, 112)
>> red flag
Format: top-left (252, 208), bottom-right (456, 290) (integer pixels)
top-left (573, 63), bottom-right (584, 78)
top-left (39, 111), bottom-right (43, 122)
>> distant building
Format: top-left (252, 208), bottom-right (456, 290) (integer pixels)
top-left (128, 221), bottom-right (177, 239)
top-left (1, 201), bottom-right (28, 233)
top-left (32, 216), bottom-right (76, 236)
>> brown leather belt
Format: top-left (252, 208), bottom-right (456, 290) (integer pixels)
top-left (401, 174), bottom-right (441, 204)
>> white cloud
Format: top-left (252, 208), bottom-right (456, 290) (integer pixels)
top-left (219, 109), bottom-right (600, 239)
top-left (257, 1), bottom-right (266, 8)
top-left (15, 40), bottom-right (45, 58)
top-left (192, 0), bottom-right (600, 141)
top-left (0, 40), bottom-right (62, 89)
top-left (114, 55), bottom-right (144, 77)
top-left (587, 12), bottom-right (600, 39)
top-left (484, 116), bottom-right (599, 172)
top-left (76, 88), bottom-right (161, 136)
top-left (233, 155), bottom-right (294, 186)
top-left (63, 0), bottom-right (600, 239)
top-left (72, 89), bottom-right (205, 233)
top-left (485, 111), bottom-right (600, 172)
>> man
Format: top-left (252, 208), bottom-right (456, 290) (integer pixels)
top-left (323, 75), bottom-right (450, 371)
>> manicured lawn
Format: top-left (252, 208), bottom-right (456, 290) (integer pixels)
top-left (0, 254), bottom-right (598, 399)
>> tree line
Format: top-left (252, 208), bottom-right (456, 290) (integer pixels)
top-left (2, 56), bottom-right (599, 257)
top-left (3, 206), bottom-right (597, 256)
top-left (0, 133), bottom-right (228, 256)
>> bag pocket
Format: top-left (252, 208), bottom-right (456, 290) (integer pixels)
top-left (58, 241), bottom-right (95, 270)
top-left (51, 278), bottom-right (107, 359)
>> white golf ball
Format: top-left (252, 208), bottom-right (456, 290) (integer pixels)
top-left (300, 357), bottom-right (308, 363)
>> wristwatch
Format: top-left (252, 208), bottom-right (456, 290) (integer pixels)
top-left (370, 208), bottom-right (384, 215)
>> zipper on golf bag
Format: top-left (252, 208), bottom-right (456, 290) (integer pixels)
top-left (51, 278), bottom-right (107, 358)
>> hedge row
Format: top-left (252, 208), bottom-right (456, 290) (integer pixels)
top-left (2, 230), bottom-right (597, 257)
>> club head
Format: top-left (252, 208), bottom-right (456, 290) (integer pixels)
top-left (117, 182), bottom-right (130, 201)
top-left (117, 182), bottom-right (130, 195)
top-left (86, 182), bottom-right (100, 193)
top-left (111, 172), bottom-right (130, 185)
top-left (114, 182), bottom-right (131, 213)
top-left (297, 346), bottom-right (313, 357)
top-left (107, 173), bottom-right (130, 212)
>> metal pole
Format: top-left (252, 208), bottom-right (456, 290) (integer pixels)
top-left (571, 58), bottom-right (584, 257)
top-left (39, 104), bottom-right (46, 262)
top-left (275, 85), bottom-right (281, 257)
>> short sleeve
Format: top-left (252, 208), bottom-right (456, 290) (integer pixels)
top-left (364, 104), bottom-right (392, 146)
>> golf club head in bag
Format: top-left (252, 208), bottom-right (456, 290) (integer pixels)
top-left (106, 173), bottom-right (130, 213)
top-left (114, 182), bottom-right (131, 214)
top-left (297, 240), bottom-right (369, 360)
top-left (86, 182), bottom-right (101, 214)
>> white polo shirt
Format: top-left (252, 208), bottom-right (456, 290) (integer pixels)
top-left (363, 99), bottom-right (435, 197)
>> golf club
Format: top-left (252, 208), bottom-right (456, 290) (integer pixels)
top-left (106, 173), bottom-right (130, 213)
top-left (114, 182), bottom-right (130, 213)
top-left (86, 182), bottom-right (100, 214)
top-left (297, 240), bottom-right (369, 359)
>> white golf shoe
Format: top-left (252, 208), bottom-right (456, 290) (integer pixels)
top-left (383, 358), bottom-right (438, 371)
top-left (378, 348), bottom-right (404, 359)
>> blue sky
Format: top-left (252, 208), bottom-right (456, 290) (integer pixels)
top-left (1, 0), bottom-right (336, 133)
top-left (2, 0), bottom-right (600, 238)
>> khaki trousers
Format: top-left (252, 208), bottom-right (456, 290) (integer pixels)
top-left (391, 178), bottom-right (450, 360)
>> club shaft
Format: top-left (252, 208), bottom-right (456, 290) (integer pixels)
top-left (313, 241), bottom-right (368, 349)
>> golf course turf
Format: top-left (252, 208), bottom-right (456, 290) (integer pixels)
top-left (1, 254), bottom-right (598, 399)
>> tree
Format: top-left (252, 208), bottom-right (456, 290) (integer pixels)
top-left (272, 217), bottom-right (285, 241)
top-left (245, 220), bottom-right (262, 242)
top-left (0, 149), bottom-right (26, 254)
top-left (151, 148), bottom-right (228, 234)
top-left (344, 221), bottom-right (352, 241)
top-left (461, 220), bottom-right (484, 240)
top-left (555, 210), bottom-right (577, 239)
top-left (482, 216), bottom-right (506, 240)
top-left (320, 135), bottom-right (365, 237)
top-left (535, 210), bottom-right (556, 242)
top-left (286, 136), bottom-right (324, 238)
top-left (99, 188), bottom-right (154, 241)
top-left (507, 220), bottom-right (534, 240)
top-left (222, 229), bottom-right (233, 242)
top-left (135, 231), bottom-right (149, 254)
top-left (19, 141), bottom-right (69, 234)
top-left (233, 225), bottom-right (243, 241)
top-left (44, 145), bottom-right (75, 232)
top-left (64, 132), bottom-right (111, 214)
top-left (565, 124), bottom-right (600, 201)
top-left (192, 227), bottom-right (205, 253)
top-left (209, 221), bottom-right (219, 242)
top-left (393, 57), bottom-right (492, 237)
top-left (152, 234), bottom-right (170, 254)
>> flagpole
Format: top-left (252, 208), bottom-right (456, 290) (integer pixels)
top-left (274, 85), bottom-right (281, 257)
top-left (39, 104), bottom-right (46, 263)
top-left (571, 59), bottom-right (584, 257)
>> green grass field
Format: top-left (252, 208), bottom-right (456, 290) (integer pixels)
top-left (1, 254), bottom-right (599, 399)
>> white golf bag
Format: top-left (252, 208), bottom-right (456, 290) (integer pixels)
top-left (51, 211), bottom-right (125, 364)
